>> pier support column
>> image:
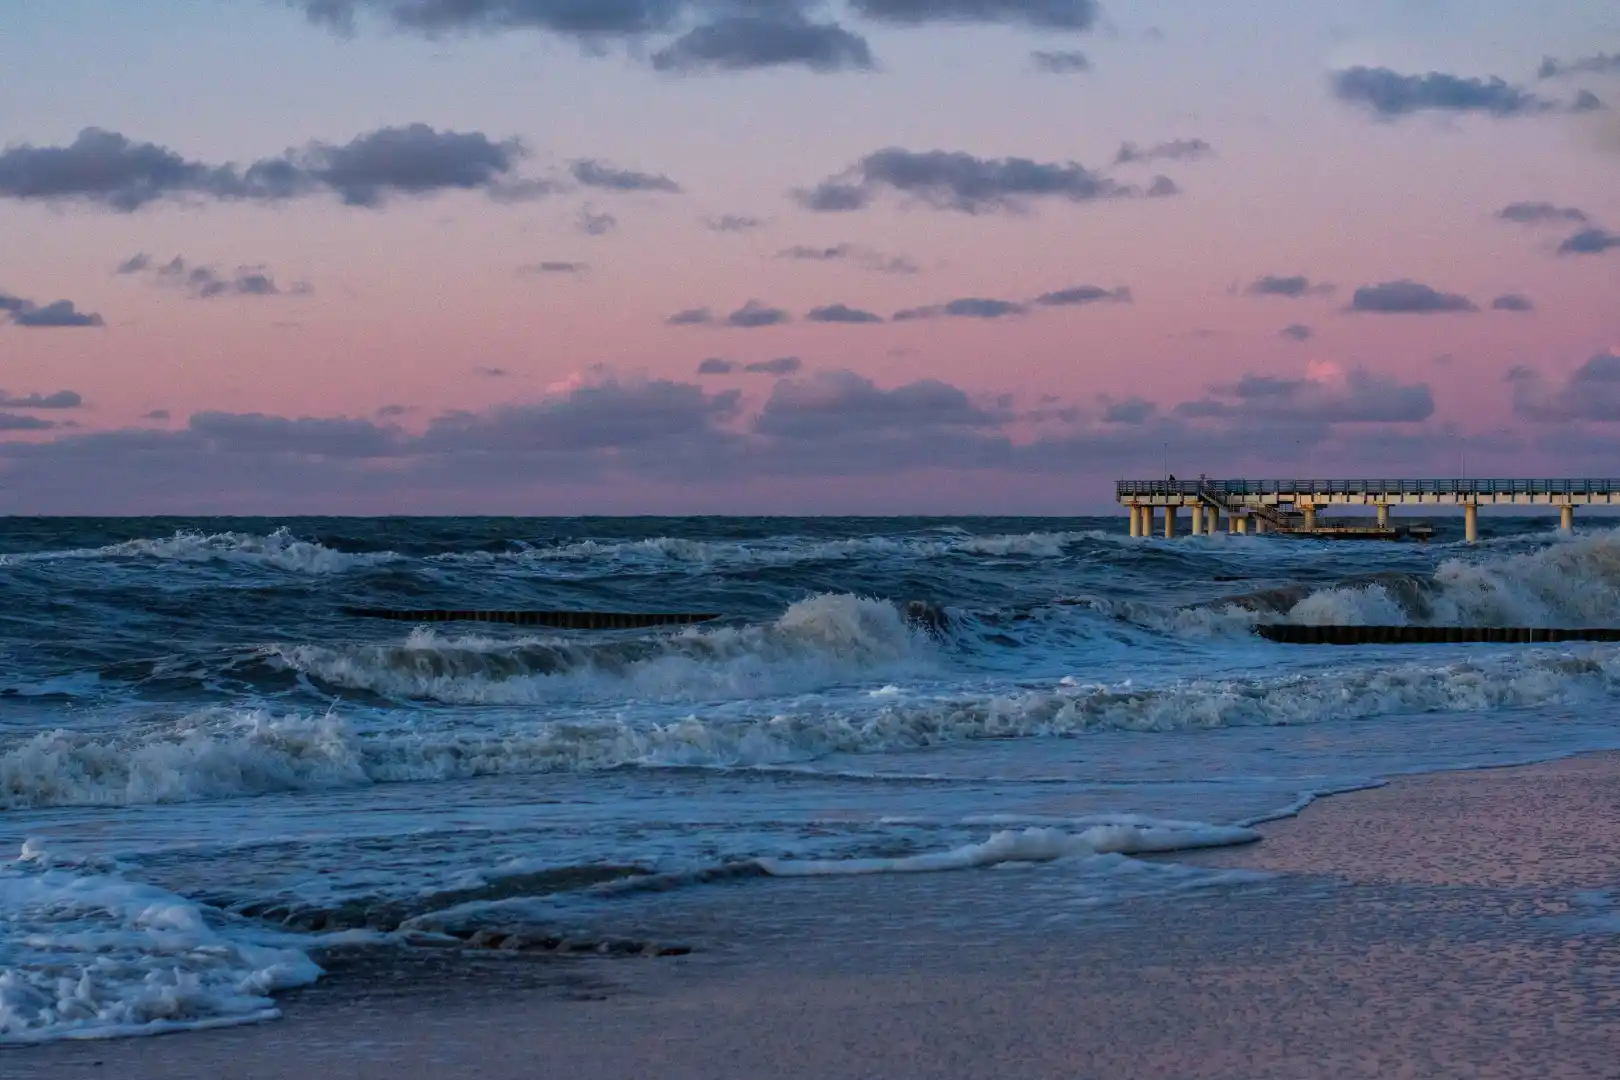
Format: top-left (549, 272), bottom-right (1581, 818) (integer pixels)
top-left (1190, 504), bottom-right (1204, 536)
top-left (1235, 515), bottom-right (1248, 535)
top-left (1252, 516), bottom-right (1267, 534)
top-left (1164, 508), bottom-right (1178, 539)
top-left (1561, 505), bottom-right (1574, 533)
top-left (1142, 506), bottom-right (1155, 537)
top-left (1128, 505), bottom-right (1140, 538)
top-left (1465, 502), bottom-right (1479, 544)
top-left (1205, 507), bottom-right (1220, 535)
top-left (1377, 504), bottom-right (1390, 528)
top-left (1302, 505), bottom-right (1318, 530)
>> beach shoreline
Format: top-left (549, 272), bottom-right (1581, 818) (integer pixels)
top-left (17, 750), bottom-right (1620, 1079)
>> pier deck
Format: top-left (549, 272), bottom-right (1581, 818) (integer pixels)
top-left (1116, 479), bottom-right (1618, 542)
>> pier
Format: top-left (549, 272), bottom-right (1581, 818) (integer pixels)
top-left (1117, 478), bottom-right (1620, 543)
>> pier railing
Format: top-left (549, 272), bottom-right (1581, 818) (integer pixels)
top-left (1116, 479), bottom-right (1620, 497)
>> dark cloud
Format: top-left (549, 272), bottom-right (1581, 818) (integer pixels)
top-left (1113, 138), bottom-right (1213, 166)
top-left (569, 159), bottom-right (682, 193)
top-left (705, 213), bottom-right (766, 232)
top-left (668, 307), bottom-right (715, 325)
top-left (895, 297), bottom-right (1026, 320)
top-left (1101, 397), bottom-right (1155, 424)
top-left (797, 147), bottom-right (1143, 215)
top-left (517, 260), bottom-right (588, 276)
top-left (0, 413), bottom-right (56, 432)
top-left (778, 243), bottom-right (919, 273)
top-left (652, 15), bottom-right (874, 73)
top-left (475, 366), bottom-right (510, 377)
top-left (1491, 293), bottom-right (1535, 312)
top-left (807, 303), bottom-right (885, 324)
top-left (754, 369), bottom-right (1005, 440)
top-left (120, 255), bottom-right (308, 299)
top-left (1347, 280), bottom-right (1478, 314)
top-left (697, 357), bottom-right (736, 375)
top-left (1509, 353), bottom-right (1620, 422)
top-left (1034, 284), bottom-right (1130, 307)
top-left (744, 355), bottom-right (803, 375)
top-left (1497, 201), bottom-right (1590, 225)
top-left (1280, 323), bottom-right (1313, 341)
top-left (1538, 53), bottom-right (1620, 79)
top-left (1030, 49), bottom-right (1090, 74)
top-left (0, 390), bottom-right (82, 409)
top-left (144, 409), bottom-right (172, 421)
top-left (1180, 369), bottom-right (1434, 423)
top-left (726, 299), bottom-right (791, 327)
top-left (1243, 274), bottom-right (1331, 298)
top-left (188, 410), bottom-right (405, 458)
top-left (5, 299), bottom-right (105, 328)
top-left (577, 206), bottom-right (618, 235)
top-left (0, 124), bottom-right (544, 211)
top-left (1558, 227), bottom-right (1620, 255)
top-left (849, 0), bottom-right (1101, 29)
top-left (289, 0), bottom-right (687, 37)
top-left (1330, 66), bottom-right (1570, 119)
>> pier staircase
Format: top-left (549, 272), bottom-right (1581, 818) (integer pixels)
top-left (1196, 488), bottom-right (1306, 532)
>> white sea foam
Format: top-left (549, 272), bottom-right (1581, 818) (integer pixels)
top-left (0, 847), bottom-right (320, 1044)
top-left (0, 528), bottom-right (396, 575)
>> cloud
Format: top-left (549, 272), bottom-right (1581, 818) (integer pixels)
top-left (1244, 274), bottom-right (1331, 299)
top-left (144, 409), bottom-right (171, 421)
top-left (777, 243), bottom-right (919, 273)
top-left (474, 366), bottom-right (510, 377)
top-left (1280, 324), bottom-right (1313, 341)
top-left (1509, 352), bottom-right (1620, 422)
top-left (517, 260), bottom-right (588, 276)
top-left (895, 297), bottom-right (1026, 320)
top-left (796, 147), bottom-right (1146, 214)
top-left (1346, 280), bottom-right (1477, 314)
top-left (0, 124), bottom-right (545, 212)
top-left (668, 307), bottom-right (715, 326)
top-left (1034, 284), bottom-right (1131, 307)
top-left (290, 0), bottom-right (687, 37)
top-left (807, 303), bottom-right (885, 324)
top-left (577, 206), bottom-right (618, 235)
top-left (696, 357), bottom-right (735, 375)
top-left (1491, 293), bottom-right (1535, 312)
top-left (754, 369), bottom-right (1005, 440)
top-left (1538, 53), bottom-right (1620, 79)
top-left (0, 413), bottom-right (56, 432)
top-left (1101, 396), bottom-right (1155, 424)
top-left (118, 254), bottom-right (308, 299)
top-left (1180, 368), bottom-right (1434, 423)
top-left (1030, 49), bottom-right (1090, 74)
top-left (1558, 227), bottom-right (1620, 255)
top-left (651, 15), bottom-right (875, 73)
top-left (1330, 66), bottom-right (1573, 119)
top-left (4, 298), bottom-right (105, 328)
top-left (726, 299), bottom-right (791, 327)
top-left (569, 159), bottom-right (681, 193)
top-left (0, 390), bottom-right (82, 409)
top-left (849, 0), bottom-right (1101, 29)
top-left (1113, 138), bottom-right (1213, 166)
top-left (705, 213), bottom-right (766, 232)
top-left (1497, 201), bottom-right (1590, 225)
top-left (744, 355), bottom-right (803, 375)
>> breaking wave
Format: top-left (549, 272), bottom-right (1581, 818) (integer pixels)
top-left (0, 527), bottom-right (398, 575)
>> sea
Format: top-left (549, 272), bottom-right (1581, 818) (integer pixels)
top-left (4, 514), bottom-right (1620, 1043)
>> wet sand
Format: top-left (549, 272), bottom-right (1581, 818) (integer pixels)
top-left (18, 752), bottom-right (1620, 1080)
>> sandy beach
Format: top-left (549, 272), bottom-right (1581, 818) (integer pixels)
top-left (17, 752), bottom-right (1620, 1080)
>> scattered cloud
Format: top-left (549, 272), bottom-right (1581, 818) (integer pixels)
top-left (1101, 396), bottom-right (1155, 424)
top-left (727, 299), bottom-right (791, 327)
top-left (1558, 227), bottom-right (1620, 255)
top-left (1, 296), bottom-right (105, 328)
top-left (1281, 324), bottom-right (1313, 341)
top-left (0, 413), bottom-right (57, 432)
top-left (1113, 138), bottom-right (1213, 166)
top-left (0, 390), bottom-right (82, 409)
top-left (705, 213), bottom-right (766, 232)
top-left (0, 124), bottom-right (547, 212)
top-left (474, 366), bottom-right (510, 378)
top-left (807, 303), bottom-right (886, 324)
top-left (117, 254), bottom-right (309, 299)
top-left (696, 357), bottom-right (735, 375)
top-left (1244, 274), bottom-right (1332, 299)
top-left (849, 0), bottom-right (1101, 30)
top-left (651, 15), bottom-right (875, 73)
top-left (668, 307), bottom-right (715, 326)
top-left (569, 159), bottom-right (681, 193)
top-left (1538, 53), bottom-right (1620, 79)
top-left (144, 409), bottom-right (171, 421)
top-left (777, 242), bottom-right (919, 273)
top-left (895, 297), bottom-right (1026, 320)
top-left (1497, 201), bottom-right (1589, 225)
top-left (796, 147), bottom-right (1155, 214)
top-left (577, 206), bottom-right (618, 235)
top-left (1178, 368), bottom-right (1435, 423)
top-left (744, 356), bottom-right (803, 375)
top-left (1491, 293), bottom-right (1534, 312)
top-left (1347, 280), bottom-right (1477, 314)
top-left (1034, 285), bottom-right (1131, 307)
top-left (518, 260), bottom-right (588, 276)
top-left (1030, 49), bottom-right (1090, 74)
top-left (1508, 352), bottom-right (1620, 422)
top-left (1330, 66), bottom-right (1577, 119)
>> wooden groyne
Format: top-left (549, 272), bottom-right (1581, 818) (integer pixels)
top-left (1256, 625), bottom-right (1620, 645)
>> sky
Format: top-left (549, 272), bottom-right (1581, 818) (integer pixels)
top-left (1, 0), bottom-right (1618, 514)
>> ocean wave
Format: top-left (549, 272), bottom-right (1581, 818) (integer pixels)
top-left (0, 527), bottom-right (398, 575)
top-left (6, 644), bottom-right (1617, 809)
